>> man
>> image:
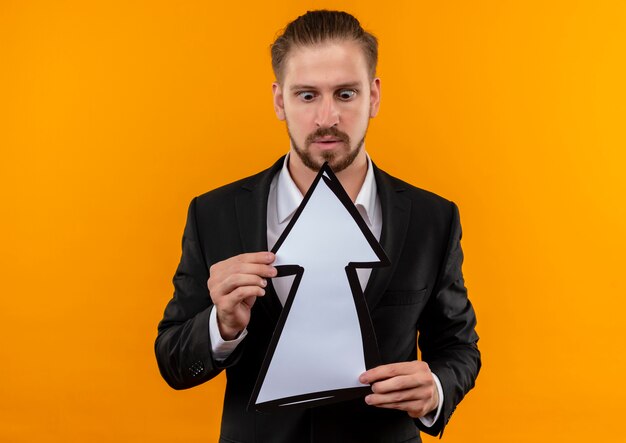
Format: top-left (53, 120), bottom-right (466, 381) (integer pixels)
top-left (155, 10), bottom-right (480, 443)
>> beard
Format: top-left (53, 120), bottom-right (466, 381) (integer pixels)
top-left (288, 125), bottom-right (366, 173)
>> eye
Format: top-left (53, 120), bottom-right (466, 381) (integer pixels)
top-left (336, 89), bottom-right (356, 101)
top-left (297, 91), bottom-right (316, 102)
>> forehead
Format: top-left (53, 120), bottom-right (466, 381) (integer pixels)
top-left (282, 40), bottom-right (369, 88)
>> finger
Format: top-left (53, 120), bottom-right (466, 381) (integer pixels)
top-left (227, 262), bottom-right (278, 279)
top-left (359, 361), bottom-right (421, 384)
top-left (370, 374), bottom-right (429, 395)
top-left (210, 252), bottom-right (274, 277)
top-left (233, 251), bottom-right (275, 264)
top-left (218, 274), bottom-right (268, 296)
top-left (209, 253), bottom-right (276, 288)
top-left (241, 295), bottom-right (257, 309)
top-left (365, 389), bottom-right (426, 406)
top-left (231, 285), bottom-right (266, 301)
top-left (217, 285), bottom-right (266, 308)
top-left (367, 385), bottom-right (433, 404)
top-left (210, 264), bottom-right (276, 292)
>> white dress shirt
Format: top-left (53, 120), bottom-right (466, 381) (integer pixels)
top-left (208, 154), bottom-right (443, 426)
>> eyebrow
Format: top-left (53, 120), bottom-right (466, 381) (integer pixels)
top-left (289, 82), bottom-right (362, 91)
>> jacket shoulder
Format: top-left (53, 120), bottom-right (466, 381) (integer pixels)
top-left (194, 175), bottom-right (247, 207)
top-left (376, 167), bottom-right (457, 214)
top-left (194, 157), bottom-right (283, 208)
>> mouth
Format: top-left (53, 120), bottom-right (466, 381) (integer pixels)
top-left (311, 137), bottom-right (344, 149)
top-left (304, 128), bottom-right (350, 152)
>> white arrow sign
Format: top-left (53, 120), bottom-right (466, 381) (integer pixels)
top-left (250, 163), bottom-right (390, 411)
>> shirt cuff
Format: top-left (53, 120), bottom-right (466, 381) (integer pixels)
top-left (417, 372), bottom-right (444, 428)
top-left (209, 306), bottom-right (248, 361)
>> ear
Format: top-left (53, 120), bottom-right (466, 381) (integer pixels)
top-left (272, 82), bottom-right (286, 121)
top-left (369, 77), bottom-right (381, 118)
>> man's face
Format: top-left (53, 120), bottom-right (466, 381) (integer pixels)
top-left (272, 40), bottom-right (380, 173)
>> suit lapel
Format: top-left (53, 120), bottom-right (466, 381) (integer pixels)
top-left (364, 165), bottom-right (412, 310)
top-left (235, 156), bottom-right (285, 323)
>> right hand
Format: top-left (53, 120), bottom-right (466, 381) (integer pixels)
top-left (208, 252), bottom-right (277, 340)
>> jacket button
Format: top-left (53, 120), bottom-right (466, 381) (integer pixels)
top-left (189, 361), bottom-right (204, 376)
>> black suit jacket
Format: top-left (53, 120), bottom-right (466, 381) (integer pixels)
top-left (155, 157), bottom-right (480, 443)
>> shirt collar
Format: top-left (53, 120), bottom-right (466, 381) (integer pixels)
top-left (276, 154), bottom-right (378, 226)
top-left (276, 155), bottom-right (304, 224)
top-left (354, 155), bottom-right (378, 227)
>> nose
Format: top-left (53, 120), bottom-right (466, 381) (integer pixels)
top-left (314, 95), bottom-right (339, 128)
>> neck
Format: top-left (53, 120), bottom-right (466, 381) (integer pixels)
top-left (287, 149), bottom-right (368, 202)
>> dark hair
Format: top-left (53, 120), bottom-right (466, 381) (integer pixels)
top-left (271, 10), bottom-right (378, 83)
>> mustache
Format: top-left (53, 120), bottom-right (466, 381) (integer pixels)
top-left (305, 127), bottom-right (350, 146)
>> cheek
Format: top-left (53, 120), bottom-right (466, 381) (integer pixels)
top-left (344, 110), bottom-right (370, 133)
top-left (343, 103), bottom-right (369, 122)
top-left (287, 110), bottom-right (316, 133)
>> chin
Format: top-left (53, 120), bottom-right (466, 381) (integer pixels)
top-left (322, 152), bottom-right (361, 173)
top-left (291, 135), bottom-right (365, 173)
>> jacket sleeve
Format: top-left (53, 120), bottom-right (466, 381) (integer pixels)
top-left (154, 197), bottom-right (244, 390)
top-left (415, 201), bottom-right (481, 437)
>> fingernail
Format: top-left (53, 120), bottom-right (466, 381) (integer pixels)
top-left (365, 395), bottom-right (372, 404)
top-left (261, 279), bottom-right (267, 287)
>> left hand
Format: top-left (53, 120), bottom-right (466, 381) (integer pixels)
top-left (359, 361), bottom-right (439, 419)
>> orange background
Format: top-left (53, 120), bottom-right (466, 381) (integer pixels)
top-left (1, 1), bottom-right (625, 442)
